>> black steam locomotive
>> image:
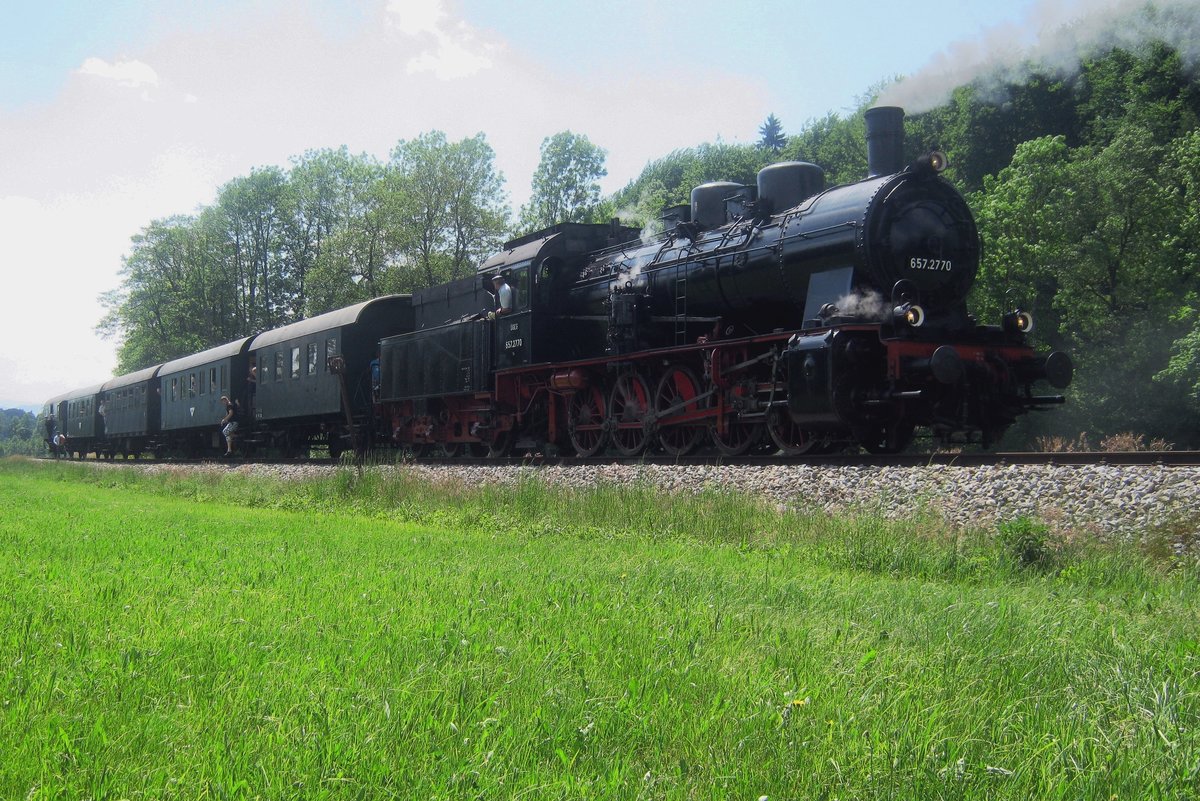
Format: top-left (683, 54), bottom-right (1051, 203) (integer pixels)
top-left (377, 105), bottom-right (1070, 457)
top-left (45, 106), bottom-right (1070, 460)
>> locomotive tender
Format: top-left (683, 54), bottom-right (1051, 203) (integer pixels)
top-left (45, 106), bottom-right (1070, 460)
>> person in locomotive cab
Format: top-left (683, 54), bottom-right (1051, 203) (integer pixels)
top-left (219, 395), bottom-right (240, 457)
top-left (487, 273), bottom-right (514, 320)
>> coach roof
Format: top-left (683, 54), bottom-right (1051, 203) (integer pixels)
top-left (249, 295), bottom-right (410, 350)
top-left (102, 363), bottom-right (162, 391)
top-left (159, 337), bottom-right (254, 376)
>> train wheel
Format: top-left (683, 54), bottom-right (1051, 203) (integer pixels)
top-left (327, 432), bottom-right (345, 461)
top-left (486, 429), bottom-right (513, 457)
top-left (766, 408), bottom-right (826, 455)
top-left (609, 373), bottom-right (651, 457)
top-left (567, 386), bottom-right (608, 457)
top-left (654, 366), bottom-right (704, 457)
top-left (709, 418), bottom-right (763, 456)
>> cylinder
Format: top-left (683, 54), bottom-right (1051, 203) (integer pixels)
top-left (549, 369), bottom-right (589, 391)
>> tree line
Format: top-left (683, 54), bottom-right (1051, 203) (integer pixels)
top-left (100, 7), bottom-right (1200, 447)
top-left (0, 409), bottom-right (39, 456)
top-left (99, 131), bottom-right (608, 372)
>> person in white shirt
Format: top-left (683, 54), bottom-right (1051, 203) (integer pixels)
top-left (488, 273), bottom-right (514, 319)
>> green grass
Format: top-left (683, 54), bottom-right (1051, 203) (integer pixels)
top-left (1, 457), bottom-right (1198, 799)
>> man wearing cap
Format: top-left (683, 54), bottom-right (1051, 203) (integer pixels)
top-left (488, 273), bottom-right (514, 320)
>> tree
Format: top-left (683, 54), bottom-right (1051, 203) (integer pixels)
top-left (781, 110), bottom-right (867, 187)
top-left (970, 127), bottom-right (1199, 442)
top-left (212, 167), bottom-right (295, 333)
top-left (98, 215), bottom-right (225, 372)
top-left (285, 147), bottom-right (365, 316)
top-left (389, 131), bottom-right (509, 287)
top-left (440, 134), bottom-right (510, 280)
top-left (519, 132), bottom-right (607, 232)
top-left (758, 114), bottom-right (787, 152)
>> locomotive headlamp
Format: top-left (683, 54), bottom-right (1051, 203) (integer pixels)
top-left (909, 151), bottom-right (950, 175)
top-left (1003, 310), bottom-right (1035, 334)
top-left (894, 303), bottom-right (926, 328)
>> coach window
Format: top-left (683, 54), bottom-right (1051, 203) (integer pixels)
top-left (307, 343), bottom-right (318, 376)
top-left (199, 371), bottom-right (206, 395)
top-left (325, 337), bottom-right (337, 371)
top-left (188, 373), bottom-right (196, 397)
top-left (171, 378), bottom-right (178, 402)
top-left (291, 347), bottom-right (301, 379)
top-left (220, 365), bottom-right (228, 393)
top-left (210, 367), bottom-right (218, 391)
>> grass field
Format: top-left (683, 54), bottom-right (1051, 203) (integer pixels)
top-left (1, 458), bottom-right (1198, 800)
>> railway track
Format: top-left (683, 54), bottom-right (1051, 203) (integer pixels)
top-left (418, 450), bottom-right (1200, 468)
top-left (46, 450), bottom-right (1200, 468)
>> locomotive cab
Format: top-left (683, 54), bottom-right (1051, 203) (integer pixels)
top-left (492, 263), bottom-right (532, 369)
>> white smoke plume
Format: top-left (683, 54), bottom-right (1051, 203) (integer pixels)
top-left (831, 289), bottom-right (892, 322)
top-left (877, 0), bottom-right (1200, 114)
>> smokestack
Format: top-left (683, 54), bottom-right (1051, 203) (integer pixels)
top-left (865, 106), bottom-right (905, 177)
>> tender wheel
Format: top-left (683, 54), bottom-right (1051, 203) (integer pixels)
top-left (327, 431), bottom-right (345, 461)
top-left (654, 366), bottom-right (704, 457)
top-left (609, 373), bottom-right (651, 457)
top-left (567, 386), bottom-right (608, 457)
top-left (766, 408), bottom-right (826, 455)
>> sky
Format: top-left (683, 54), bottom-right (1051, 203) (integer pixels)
top-left (0, 0), bottom-right (1166, 409)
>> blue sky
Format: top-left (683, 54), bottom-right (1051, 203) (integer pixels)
top-left (0, 0), bottom-right (1141, 407)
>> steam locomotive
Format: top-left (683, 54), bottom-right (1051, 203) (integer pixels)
top-left (377, 105), bottom-right (1071, 456)
top-left (44, 106), bottom-right (1071, 460)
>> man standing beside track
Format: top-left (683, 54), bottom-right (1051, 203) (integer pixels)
top-left (219, 395), bottom-right (239, 458)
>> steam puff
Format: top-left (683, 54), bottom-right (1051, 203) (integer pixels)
top-left (877, 0), bottom-right (1200, 114)
top-left (832, 290), bottom-right (891, 322)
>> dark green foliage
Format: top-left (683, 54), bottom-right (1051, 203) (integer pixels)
top-left (996, 517), bottom-right (1054, 570)
top-left (960, 41), bottom-right (1200, 446)
top-left (757, 113), bottom-right (787, 151)
top-left (0, 410), bottom-right (39, 456)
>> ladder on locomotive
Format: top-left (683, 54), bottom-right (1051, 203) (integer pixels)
top-left (673, 275), bottom-right (687, 346)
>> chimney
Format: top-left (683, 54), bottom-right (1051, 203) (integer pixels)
top-left (865, 106), bottom-right (905, 178)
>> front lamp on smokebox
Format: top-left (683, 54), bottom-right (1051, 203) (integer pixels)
top-left (893, 303), bottom-right (926, 328)
top-left (1002, 309), bottom-right (1035, 335)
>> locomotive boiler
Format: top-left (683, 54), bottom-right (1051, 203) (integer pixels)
top-left (377, 105), bottom-right (1072, 456)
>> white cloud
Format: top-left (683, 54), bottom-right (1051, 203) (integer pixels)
top-left (386, 0), bottom-right (444, 36)
top-left (76, 57), bottom-right (160, 89)
top-left (405, 34), bottom-right (493, 80)
top-left (386, 0), bottom-right (494, 79)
